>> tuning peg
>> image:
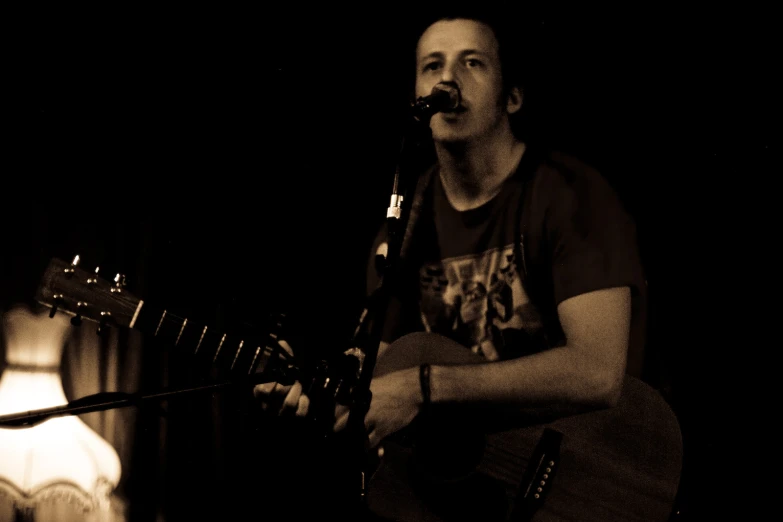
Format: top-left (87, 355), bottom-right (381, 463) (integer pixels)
top-left (70, 301), bottom-right (87, 326)
top-left (111, 273), bottom-right (127, 293)
top-left (87, 266), bottom-right (101, 284)
top-left (97, 311), bottom-right (112, 336)
top-left (64, 255), bottom-right (81, 279)
top-left (49, 294), bottom-right (64, 318)
top-left (87, 266), bottom-right (101, 285)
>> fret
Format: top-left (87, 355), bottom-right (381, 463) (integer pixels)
top-left (195, 326), bottom-right (209, 354)
top-left (175, 319), bottom-right (188, 346)
top-left (242, 334), bottom-right (281, 376)
top-left (148, 310), bottom-right (191, 347)
top-left (131, 303), bottom-right (179, 346)
top-left (212, 333), bottom-right (227, 363)
top-left (129, 300), bottom-right (145, 328)
top-left (156, 316), bottom-right (197, 356)
top-left (246, 334), bottom-right (287, 377)
top-left (230, 340), bottom-right (245, 371)
top-left (248, 345), bottom-right (264, 375)
top-left (253, 332), bottom-right (279, 373)
top-left (214, 334), bottom-right (268, 377)
top-left (110, 296), bottom-right (290, 381)
top-left (154, 310), bottom-right (167, 336)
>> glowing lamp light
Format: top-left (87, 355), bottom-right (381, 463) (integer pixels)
top-left (0, 305), bottom-right (121, 521)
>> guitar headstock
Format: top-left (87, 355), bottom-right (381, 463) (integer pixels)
top-left (35, 255), bottom-right (142, 333)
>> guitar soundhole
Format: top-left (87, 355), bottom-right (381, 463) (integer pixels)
top-left (410, 416), bottom-right (486, 483)
top-left (411, 430), bottom-right (509, 522)
top-left (401, 412), bottom-right (512, 519)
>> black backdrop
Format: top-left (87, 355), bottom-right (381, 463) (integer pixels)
top-left (3, 4), bottom-right (772, 521)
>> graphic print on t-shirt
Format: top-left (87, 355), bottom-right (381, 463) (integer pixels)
top-left (419, 240), bottom-right (545, 361)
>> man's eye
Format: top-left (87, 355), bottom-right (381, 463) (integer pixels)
top-left (466, 59), bottom-right (482, 67)
top-left (423, 62), bottom-right (440, 72)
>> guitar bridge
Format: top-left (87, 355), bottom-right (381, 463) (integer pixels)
top-left (511, 427), bottom-right (563, 521)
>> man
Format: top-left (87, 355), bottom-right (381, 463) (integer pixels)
top-left (256, 9), bottom-right (645, 443)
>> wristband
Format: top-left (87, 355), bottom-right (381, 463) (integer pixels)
top-left (419, 363), bottom-right (431, 408)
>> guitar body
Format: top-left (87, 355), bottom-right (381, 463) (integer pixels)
top-left (366, 332), bottom-right (683, 522)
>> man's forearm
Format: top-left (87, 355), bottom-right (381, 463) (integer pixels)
top-left (429, 345), bottom-right (623, 414)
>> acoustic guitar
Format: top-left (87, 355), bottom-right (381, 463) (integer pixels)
top-left (31, 256), bottom-right (683, 521)
top-left (367, 332), bottom-right (683, 521)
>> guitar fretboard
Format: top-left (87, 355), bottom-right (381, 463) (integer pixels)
top-left (130, 301), bottom-right (288, 381)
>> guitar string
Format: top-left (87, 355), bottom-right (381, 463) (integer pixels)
top-left (484, 438), bottom-right (531, 459)
top-left (130, 310), bottom-right (534, 481)
top-left (483, 442), bottom-right (527, 463)
top-left (84, 278), bottom-right (548, 478)
top-left (480, 445), bottom-right (529, 482)
top-left (477, 462), bottom-right (525, 488)
top-left (63, 269), bottom-right (541, 486)
top-left (90, 289), bottom-right (296, 377)
top-left (156, 301), bottom-right (542, 479)
top-left (152, 309), bottom-right (297, 383)
top-left (146, 305), bottom-right (294, 361)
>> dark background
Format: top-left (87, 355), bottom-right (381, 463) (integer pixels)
top-left (3, 4), bottom-right (771, 520)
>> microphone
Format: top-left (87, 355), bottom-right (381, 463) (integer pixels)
top-left (411, 84), bottom-right (461, 122)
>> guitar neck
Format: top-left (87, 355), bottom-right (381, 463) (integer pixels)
top-left (127, 300), bottom-right (287, 382)
top-left (33, 256), bottom-right (290, 384)
top-left (32, 256), bottom-right (361, 425)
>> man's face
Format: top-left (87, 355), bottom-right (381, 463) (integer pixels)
top-left (415, 19), bottom-right (515, 143)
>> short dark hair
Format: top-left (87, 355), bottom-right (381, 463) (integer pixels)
top-left (407, 6), bottom-right (541, 140)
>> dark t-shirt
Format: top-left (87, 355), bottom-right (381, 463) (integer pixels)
top-left (366, 146), bottom-right (648, 377)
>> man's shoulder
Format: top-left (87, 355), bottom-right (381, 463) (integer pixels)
top-left (527, 148), bottom-right (622, 205)
top-left (530, 148), bottom-right (607, 187)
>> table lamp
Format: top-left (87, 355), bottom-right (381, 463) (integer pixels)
top-left (0, 304), bottom-right (122, 521)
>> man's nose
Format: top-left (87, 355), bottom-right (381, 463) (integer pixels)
top-left (439, 61), bottom-right (459, 84)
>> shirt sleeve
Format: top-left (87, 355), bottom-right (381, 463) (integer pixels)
top-left (544, 159), bottom-right (645, 305)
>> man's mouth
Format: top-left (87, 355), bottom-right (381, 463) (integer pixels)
top-left (441, 106), bottom-right (467, 115)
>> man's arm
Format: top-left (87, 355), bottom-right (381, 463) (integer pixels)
top-left (429, 285), bottom-right (631, 412)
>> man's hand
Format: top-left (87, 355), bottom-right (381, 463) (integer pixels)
top-left (252, 340), bottom-right (310, 416)
top-left (254, 341), bottom-right (423, 449)
top-left (333, 366), bottom-right (421, 448)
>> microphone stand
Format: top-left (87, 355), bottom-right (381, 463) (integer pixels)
top-left (338, 109), bottom-right (433, 519)
top-left (0, 369), bottom-right (295, 428)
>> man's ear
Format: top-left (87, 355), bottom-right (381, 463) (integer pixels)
top-left (506, 86), bottom-right (523, 114)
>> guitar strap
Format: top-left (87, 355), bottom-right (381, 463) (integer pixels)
top-left (399, 163), bottom-right (437, 265)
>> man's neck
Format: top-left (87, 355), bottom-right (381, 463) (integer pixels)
top-left (435, 129), bottom-right (526, 211)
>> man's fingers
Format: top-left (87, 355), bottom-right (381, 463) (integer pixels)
top-left (333, 410), bottom-right (350, 432)
top-left (254, 382), bottom-right (293, 415)
top-left (254, 382), bottom-right (294, 397)
top-left (280, 381), bottom-right (303, 414)
top-left (367, 428), bottom-right (380, 449)
top-left (253, 382), bottom-right (277, 398)
top-left (295, 393), bottom-right (310, 418)
top-left (277, 339), bottom-right (295, 357)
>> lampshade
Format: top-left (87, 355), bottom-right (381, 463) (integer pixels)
top-left (0, 304), bottom-right (122, 515)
